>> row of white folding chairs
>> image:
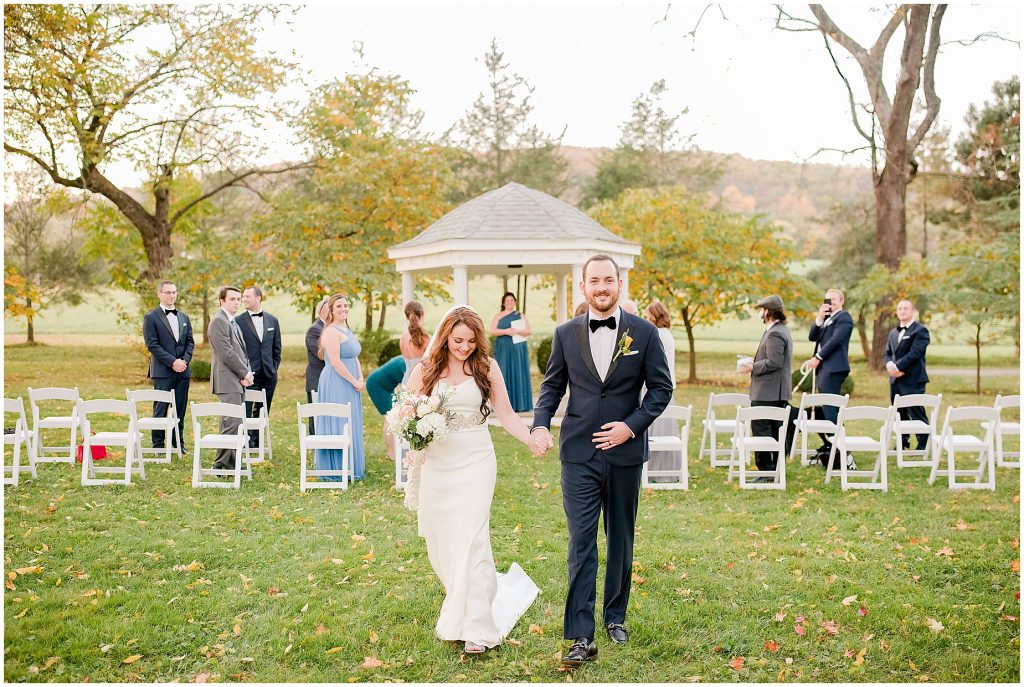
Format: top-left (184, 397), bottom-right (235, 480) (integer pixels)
top-left (4, 387), bottom-right (274, 486)
top-left (700, 391), bottom-right (1019, 473)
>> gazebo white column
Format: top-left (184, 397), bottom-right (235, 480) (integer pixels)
top-left (401, 272), bottom-right (415, 305)
top-left (453, 265), bottom-right (469, 304)
top-left (555, 272), bottom-right (568, 324)
top-left (571, 264), bottom-right (584, 311)
top-left (620, 268), bottom-right (630, 300)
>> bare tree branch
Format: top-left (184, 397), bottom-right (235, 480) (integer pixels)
top-left (941, 31), bottom-right (1020, 47)
top-left (820, 29), bottom-right (875, 146)
top-left (4, 143), bottom-right (83, 188)
top-left (908, 5), bottom-right (946, 153)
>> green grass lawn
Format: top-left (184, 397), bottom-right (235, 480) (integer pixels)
top-left (3, 345), bottom-right (1020, 682)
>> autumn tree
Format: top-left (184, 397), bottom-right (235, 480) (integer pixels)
top-left (590, 186), bottom-right (816, 382)
top-left (3, 4), bottom-right (302, 282)
top-left (3, 170), bottom-right (100, 344)
top-left (776, 4), bottom-right (947, 370)
top-left (582, 79), bottom-right (723, 208)
top-left (446, 39), bottom-right (568, 200)
top-left (258, 70), bottom-right (456, 325)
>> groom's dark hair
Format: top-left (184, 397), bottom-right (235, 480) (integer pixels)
top-left (582, 254), bottom-right (620, 280)
top-left (218, 285), bottom-right (241, 301)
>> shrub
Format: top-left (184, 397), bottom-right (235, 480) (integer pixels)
top-left (191, 359), bottom-right (211, 381)
top-left (357, 328), bottom-right (396, 372)
top-left (536, 336), bottom-right (553, 374)
top-left (378, 337), bottom-right (402, 367)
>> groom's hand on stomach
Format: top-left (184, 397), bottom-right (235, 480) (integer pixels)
top-left (592, 421), bottom-right (634, 450)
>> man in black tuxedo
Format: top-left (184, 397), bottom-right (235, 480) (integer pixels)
top-left (531, 255), bottom-right (674, 667)
top-left (884, 299), bottom-right (931, 450)
top-left (804, 288), bottom-right (854, 459)
top-left (304, 297), bottom-right (329, 434)
top-left (237, 286), bottom-right (283, 447)
top-left (142, 280), bottom-right (195, 452)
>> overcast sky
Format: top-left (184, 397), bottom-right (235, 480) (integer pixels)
top-left (101, 1), bottom-right (1022, 186)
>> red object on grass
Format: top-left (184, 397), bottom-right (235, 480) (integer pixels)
top-left (75, 443), bottom-right (108, 462)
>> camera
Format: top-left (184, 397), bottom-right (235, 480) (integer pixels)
top-left (823, 297), bottom-right (832, 314)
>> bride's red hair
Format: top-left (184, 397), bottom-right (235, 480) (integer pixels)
top-left (421, 307), bottom-right (492, 419)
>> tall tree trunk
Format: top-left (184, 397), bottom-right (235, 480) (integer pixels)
top-left (975, 322), bottom-right (982, 396)
top-left (365, 291), bottom-right (374, 330)
top-left (378, 299), bottom-right (388, 331)
top-left (855, 307), bottom-right (871, 361)
top-left (26, 295), bottom-right (35, 344)
top-left (869, 155), bottom-right (910, 371)
top-left (201, 292), bottom-right (210, 347)
top-left (681, 306), bottom-right (698, 383)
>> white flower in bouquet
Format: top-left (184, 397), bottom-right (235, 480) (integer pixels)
top-left (427, 395), bottom-right (441, 412)
top-left (416, 401), bottom-right (431, 417)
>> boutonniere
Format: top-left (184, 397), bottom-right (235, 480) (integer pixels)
top-left (612, 327), bottom-right (639, 362)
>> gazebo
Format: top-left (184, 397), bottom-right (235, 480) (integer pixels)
top-left (388, 182), bottom-right (641, 323)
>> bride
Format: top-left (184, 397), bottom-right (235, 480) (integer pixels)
top-left (405, 305), bottom-right (541, 655)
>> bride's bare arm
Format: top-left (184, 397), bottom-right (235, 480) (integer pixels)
top-left (487, 358), bottom-right (533, 446)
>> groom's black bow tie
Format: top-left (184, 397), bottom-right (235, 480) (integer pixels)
top-left (251, 312), bottom-right (264, 317)
top-left (589, 317), bottom-right (616, 332)
top-left (897, 325), bottom-right (908, 333)
top-left (163, 309), bottom-right (177, 316)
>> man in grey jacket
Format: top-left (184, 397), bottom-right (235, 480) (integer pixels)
top-left (208, 285), bottom-right (253, 470)
top-left (738, 295), bottom-right (793, 482)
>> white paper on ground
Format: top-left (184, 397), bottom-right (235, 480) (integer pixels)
top-left (491, 562), bottom-right (541, 638)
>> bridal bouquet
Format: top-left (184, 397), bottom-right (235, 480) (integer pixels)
top-left (385, 387), bottom-right (457, 511)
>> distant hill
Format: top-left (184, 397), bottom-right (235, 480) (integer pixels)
top-left (558, 145), bottom-right (873, 254)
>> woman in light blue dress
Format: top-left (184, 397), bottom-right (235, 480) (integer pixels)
top-left (316, 294), bottom-right (366, 481)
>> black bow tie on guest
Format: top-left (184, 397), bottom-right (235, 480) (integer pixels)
top-left (898, 325), bottom-right (908, 333)
top-left (251, 312), bottom-right (264, 317)
top-left (589, 317), bottom-right (616, 332)
top-left (163, 309), bottom-right (177, 316)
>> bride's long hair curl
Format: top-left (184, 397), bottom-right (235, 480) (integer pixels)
top-left (421, 306), bottom-right (492, 419)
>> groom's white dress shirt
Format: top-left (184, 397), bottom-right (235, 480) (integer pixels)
top-left (588, 307), bottom-right (621, 382)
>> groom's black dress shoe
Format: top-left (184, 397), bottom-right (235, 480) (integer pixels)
top-left (561, 638), bottom-right (597, 666)
top-left (605, 623), bottom-right (629, 645)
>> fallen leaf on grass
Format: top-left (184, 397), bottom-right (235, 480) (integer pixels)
top-left (360, 656), bottom-right (383, 669)
top-left (351, 534), bottom-right (366, 542)
top-left (315, 624), bottom-right (329, 636)
top-left (14, 566), bottom-right (43, 576)
top-left (821, 620), bottom-right (840, 635)
top-left (233, 624), bottom-right (242, 637)
top-left (954, 519), bottom-right (968, 531)
top-left (100, 644), bottom-right (114, 653)
top-left (935, 546), bottom-right (954, 559)
top-left (773, 609), bottom-right (786, 622)
top-left (326, 647), bottom-right (342, 654)
top-left (764, 640), bottom-right (780, 653)
top-left (528, 624), bottom-right (544, 635)
top-left (193, 673), bottom-right (211, 683)
top-left (122, 655), bottom-right (142, 664)
top-left (794, 624), bottom-right (806, 637)
top-left (729, 656), bottom-right (745, 671)
top-left (173, 561), bottom-right (204, 572)
top-left (858, 606), bottom-right (868, 617)
top-left (841, 595), bottom-right (858, 606)
top-left (14, 608), bottom-right (28, 619)
top-left (925, 617), bottom-right (944, 633)
top-left (854, 648), bottom-right (867, 666)
top-left (1012, 560), bottom-right (1020, 573)
top-left (369, 629), bottom-right (379, 643)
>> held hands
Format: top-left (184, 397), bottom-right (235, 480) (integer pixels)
top-left (530, 427), bottom-right (554, 457)
top-left (737, 363), bottom-right (753, 375)
top-left (240, 377), bottom-right (253, 387)
top-left (172, 359), bottom-right (187, 373)
top-left (352, 377), bottom-right (365, 392)
top-left (593, 421), bottom-right (632, 451)
top-left (886, 362), bottom-right (904, 379)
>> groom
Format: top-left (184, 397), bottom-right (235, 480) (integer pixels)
top-left (531, 255), bottom-right (674, 666)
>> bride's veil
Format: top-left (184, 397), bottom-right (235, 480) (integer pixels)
top-left (420, 303), bottom-right (480, 361)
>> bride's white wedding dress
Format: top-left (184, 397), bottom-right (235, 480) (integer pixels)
top-left (418, 379), bottom-right (539, 648)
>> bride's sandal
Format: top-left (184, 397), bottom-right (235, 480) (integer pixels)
top-left (464, 641), bottom-right (487, 655)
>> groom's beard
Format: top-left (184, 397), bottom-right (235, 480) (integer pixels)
top-left (586, 289), bottom-right (619, 315)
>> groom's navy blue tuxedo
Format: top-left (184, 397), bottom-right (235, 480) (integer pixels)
top-left (533, 309), bottom-right (674, 641)
top-left (143, 306), bottom-right (194, 449)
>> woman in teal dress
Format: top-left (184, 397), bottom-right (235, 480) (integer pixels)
top-left (490, 292), bottom-right (533, 412)
top-left (316, 294), bottom-right (366, 481)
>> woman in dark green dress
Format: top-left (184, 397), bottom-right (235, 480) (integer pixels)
top-left (490, 292), bottom-right (533, 412)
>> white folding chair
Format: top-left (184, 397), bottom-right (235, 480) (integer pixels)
top-left (928, 406), bottom-right (998, 490)
top-left (28, 386), bottom-right (80, 464)
top-left (4, 398), bottom-right (38, 485)
top-left (126, 388), bottom-right (182, 463)
top-left (824, 406), bottom-right (891, 491)
top-left (243, 388), bottom-right (273, 465)
top-left (985, 394), bottom-right (1020, 468)
top-left (77, 399), bottom-right (146, 486)
top-left (297, 402), bottom-right (352, 491)
top-left (699, 393), bottom-right (750, 467)
top-left (190, 402), bottom-right (249, 489)
top-left (789, 393), bottom-right (849, 466)
top-left (393, 434), bottom-right (410, 491)
top-left (889, 393), bottom-right (942, 468)
top-left (642, 405), bottom-right (692, 490)
top-left (728, 405), bottom-right (789, 490)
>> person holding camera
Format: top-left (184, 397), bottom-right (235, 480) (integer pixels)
top-left (804, 288), bottom-right (853, 463)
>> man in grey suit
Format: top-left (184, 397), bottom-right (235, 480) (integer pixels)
top-left (304, 297), bottom-right (329, 434)
top-left (208, 285), bottom-right (253, 470)
top-left (738, 295), bottom-right (793, 482)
